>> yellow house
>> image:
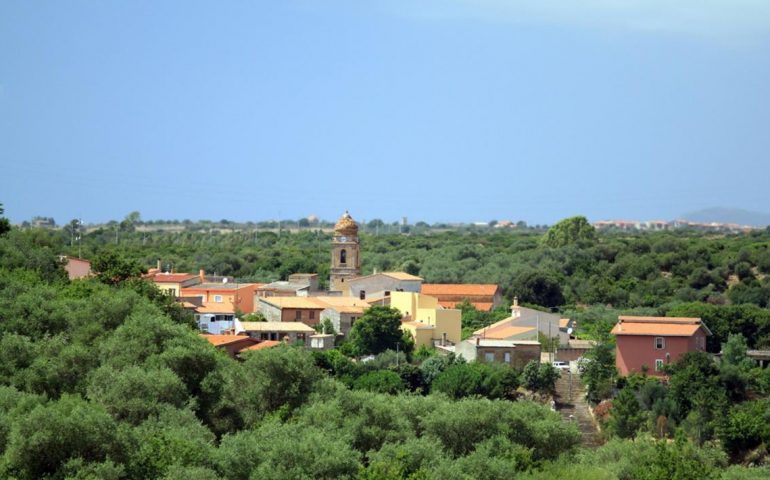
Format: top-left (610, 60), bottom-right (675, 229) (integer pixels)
top-left (391, 291), bottom-right (461, 349)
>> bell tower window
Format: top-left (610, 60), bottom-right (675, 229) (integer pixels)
top-left (340, 249), bottom-right (347, 265)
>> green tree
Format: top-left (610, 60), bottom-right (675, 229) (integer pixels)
top-left (86, 365), bottom-right (189, 425)
top-left (510, 270), bottom-right (565, 307)
top-left (431, 362), bottom-right (519, 400)
top-left (92, 250), bottom-right (145, 285)
top-left (541, 216), bottom-right (596, 248)
top-left (521, 360), bottom-right (559, 394)
top-left (352, 370), bottom-right (406, 394)
top-left (3, 394), bottom-right (122, 480)
top-left (348, 305), bottom-right (412, 356)
top-left (215, 420), bottom-right (361, 480)
top-left (580, 342), bottom-right (616, 403)
top-left (716, 399), bottom-right (770, 458)
top-left (223, 345), bottom-right (320, 427)
top-left (0, 203), bottom-right (10, 236)
top-left (607, 387), bottom-right (645, 439)
top-left (721, 333), bottom-right (752, 370)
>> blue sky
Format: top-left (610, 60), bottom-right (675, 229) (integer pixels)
top-left (2, 1), bottom-right (769, 225)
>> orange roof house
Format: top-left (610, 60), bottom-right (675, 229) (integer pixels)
top-left (421, 284), bottom-right (502, 311)
top-left (182, 282), bottom-right (259, 314)
top-left (200, 334), bottom-right (259, 358)
top-left (611, 316), bottom-right (711, 377)
top-left (151, 272), bottom-right (201, 296)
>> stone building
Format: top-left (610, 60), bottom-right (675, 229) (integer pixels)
top-left (330, 211), bottom-right (361, 292)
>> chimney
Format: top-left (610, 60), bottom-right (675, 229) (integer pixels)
top-left (199, 269), bottom-right (205, 282)
top-left (157, 259), bottom-right (161, 270)
top-left (476, 336), bottom-right (480, 346)
top-left (513, 296), bottom-right (518, 307)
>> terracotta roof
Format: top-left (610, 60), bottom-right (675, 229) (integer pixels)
top-left (382, 272), bottom-right (423, 281)
top-left (200, 334), bottom-right (253, 347)
top-left (196, 302), bottom-right (236, 314)
top-left (422, 284), bottom-right (499, 296)
top-left (239, 340), bottom-right (281, 352)
top-left (559, 318), bottom-right (571, 329)
top-left (152, 273), bottom-right (198, 283)
top-left (437, 300), bottom-right (494, 311)
top-left (611, 316), bottom-right (711, 337)
top-left (258, 297), bottom-right (326, 309)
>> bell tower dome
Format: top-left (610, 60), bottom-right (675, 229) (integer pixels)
top-left (330, 211), bottom-right (360, 292)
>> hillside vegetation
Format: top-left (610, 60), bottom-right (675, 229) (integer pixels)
top-left (1, 226), bottom-right (769, 478)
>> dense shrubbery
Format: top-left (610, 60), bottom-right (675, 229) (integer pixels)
top-left (3, 221), bottom-right (770, 477)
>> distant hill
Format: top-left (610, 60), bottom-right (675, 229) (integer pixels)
top-left (681, 207), bottom-right (770, 227)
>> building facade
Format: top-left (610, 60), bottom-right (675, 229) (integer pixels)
top-left (330, 211), bottom-right (361, 292)
top-left (611, 316), bottom-right (711, 376)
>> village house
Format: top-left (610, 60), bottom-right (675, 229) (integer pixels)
top-left (420, 283), bottom-right (503, 311)
top-left (181, 281), bottom-right (259, 314)
top-left (240, 321), bottom-right (316, 346)
top-left (473, 299), bottom-right (568, 346)
top-left (316, 296), bottom-right (371, 336)
top-left (390, 291), bottom-right (462, 349)
top-left (455, 338), bottom-right (541, 369)
top-left (256, 296), bottom-right (326, 326)
top-left (200, 334), bottom-right (259, 358)
top-left (345, 271), bottom-right (423, 300)
top-left (611, 315), bottom-right (711, 376)
top-left (151, 271), bottom-right (201, 296)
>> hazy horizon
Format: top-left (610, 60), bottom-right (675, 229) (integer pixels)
top-left (3, 2), bottom-right (769, 225)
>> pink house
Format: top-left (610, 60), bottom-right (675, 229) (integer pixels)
top-left (61, 256), bottom-right (92, 280)
top-left (611, 316), bottom-right (711, 377)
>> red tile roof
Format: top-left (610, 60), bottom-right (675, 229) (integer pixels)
top-left (199, 334), bottom-right (253, 346)
top-left (239, 340), bottom-right (281, 352)
top-left (437, 300), bottom-right (494, 311)
top-left (611, 316), bottom-right (711, 337)
top-left (152, 273), bottom-right (198, 283)
top-left (422, 284), bottom-right (500, 296)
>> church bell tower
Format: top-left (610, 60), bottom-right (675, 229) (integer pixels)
top-left (330, 211), bottom-right (360, 292)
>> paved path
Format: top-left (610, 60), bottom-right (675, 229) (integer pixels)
top-left (554, 370), bottom-right (602, 448)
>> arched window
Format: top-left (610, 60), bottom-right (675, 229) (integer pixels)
top-left (340, 249), bottom-right (347, 264)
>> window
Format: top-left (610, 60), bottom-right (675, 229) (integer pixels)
top-left (214, 295), bottom-right (223, 303)
top-left (309, 311), bottom-right (315, 320)
top-left (655, 337), bottom-right (665, 349)
top-left (504, 352), bottom-right (511, 363)
top-left (696, 336), bottom-right (705, 350)
top-left (295, 310), bottom-right (302, 320)
top-left (484, 352), bottom-right (495, 362)
top-left (340, 249), bottom-right (347, 264)
top-left (384, 291), bottom-right (391, 297)
top-left (359, 290), bottom-right (366, 300)
top-left (655, 359), bottom-right (664, 372)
